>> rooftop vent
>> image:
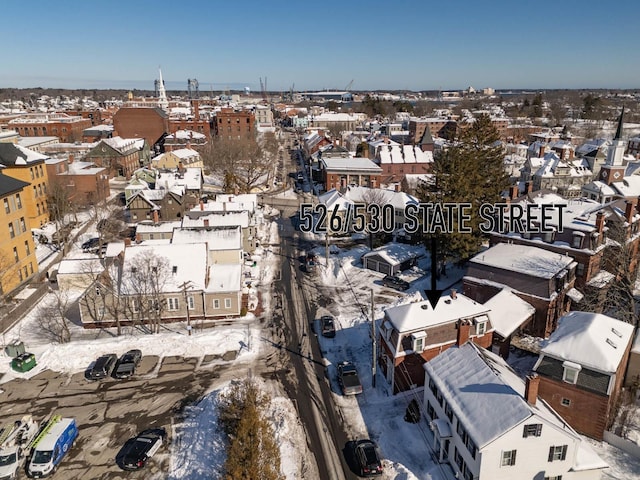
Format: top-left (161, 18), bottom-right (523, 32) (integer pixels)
top-left (606, 338), bottom-right (617, 349)
top-left (611, 327), bottom-right (622, 338)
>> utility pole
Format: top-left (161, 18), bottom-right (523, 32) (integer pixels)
top-left (371, 288), bottom-right (376, 388)
top-left (179, 280), bottom-right (194, 336)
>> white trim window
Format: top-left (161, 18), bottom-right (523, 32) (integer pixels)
top-left (501, 449), bottom-right (517, 466)
top-left (187, 295), bottom-right (195, 310)
top-left (411, 331), bottom-right (427, 353)
top-left (213, 299), bottom-right (220, 309)
top-left (562, 361), bottom-right (581, 384)
top-left (474, 315), bottom-right (489, 335)
top-left (224, 298), bottom-right (232, 309)
top-left (167, 297), bottom-right (180, 311)
top-left (131, 299), bottom-right (139, 313)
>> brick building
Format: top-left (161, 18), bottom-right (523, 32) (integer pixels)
top-left (0, 172), bottom-right (39, 296)
top-left (8, 113), bottom-right (92, 143)
top-left (213, 108), bottom-right (254, 138)
top-left (45, 157), bottom-right (110, 207)
top-left (533, 311), bottom-right (635, 440)
top-left (112, 107), bottom-right (169, 152)
top-left (379, 291), bottom-right (493, 394)
top-left (408, 117), bottom-right (456, 141)
top-left (85, 137), bottom-right (149, 179)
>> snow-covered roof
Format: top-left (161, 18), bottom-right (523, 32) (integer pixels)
top-left (363, 242), bottom-right (420, 267)
top-left (470, 243), bottom-right (574, 279)
top-left (57, 258), bottom-right (103, 275)
top-left (483, 290), bottom-right (535, 338)
top-left (425, 343), bottom-right (579, 448)
top-left (172, 148), bottom-right (201, 160)
top-left (135, 221), bottom-right (181, 234)
top-left (0, 143), bottom-right (48, 165)
top-left (345, 186), bottom-right (418, 210)
top-left (103, 136), bottom-right (143, 154)
top-left (541, 311), bottom-right (634, 373)
top-left (612, 175), bottom-right (640, 198)
top-left (182, 211), bottom-right (249, 229)
top-left (385, 292), bottom-right (489, 333)
top-left (172, 227), bottom-right (242, 251)
top-left (205, 264), bottom-right (242, 293)
top-left (166, 129), bottom-right (206, 140)
top-left (321, 156), bottom-right (382, 173)
top-left (122, 243), bottom-right (207, 291)
top-left (156, 167), bottom-right (202, 191)
top-left (377, 144), bottom-right (434, 165)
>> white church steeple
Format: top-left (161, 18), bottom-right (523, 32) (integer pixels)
top-left (157, 67), bottom-right (169, 110)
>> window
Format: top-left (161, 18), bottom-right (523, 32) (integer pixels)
top-left (548, 445), bottom-right (568, 462)
top-left (444, 400), bottom-right (454, 422)
top-left (214, 299), bottom-right (220, 309)
top-left (3, 199), bottom-right (9, 214)
top-left (576, 263), bottom-right (585, 277)
top-left (562, 361), bottom-right (581, 384)
top-left (8, 223), bottom-right (14, 239)
top-left (131, 299), bottom-right (139, 313)
top-left (13, 247), bottom-right (18, 263)
top-left (187, 296), bottom-right (195, 310)
top-left (224, 298), bottom-right (232, 309)
top-left (544, 476), bottom-right (563, 480)
top-left (33, 185), bottom-right (37, 198)
top-left (523, 424), bottom-right (543, 437)
top-left (167, 297), bottom-right (180, 311)
top-left (561, 398), bottom-right (571, 407)
top-left (501, 449), bottom-right (517, 466)
top-left (39, 165), bottom-right (43, 176)
top-left (20, 217), bottom-right (26, 233)
top-left (30, 168), bottom-right (34, 180)
top-left (25, 241), bottom-right (30, 256)
top-left (476, 320), bottom-right (487, 335)
top-left (572, 233), bottom-right (583, 248)
top-left (16, 193), bottom-right (22, 209)
top-left (426, 401), bottom-right (435, 420)
top-left (411, 331), bottom-right (426, 352)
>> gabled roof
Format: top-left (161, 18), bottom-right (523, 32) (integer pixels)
top-left (540, 311), bottom-right (634, 373)
top-left (425, 342), bottom-right (588, 450)
top-left (363, 242), bottom-right (420, 267)
top-left (483, 290), bottom-right (535, 338)
top-left (385, 292), bottom-right (489, 333)
top-left (0, 143), bottom-right (47, 166)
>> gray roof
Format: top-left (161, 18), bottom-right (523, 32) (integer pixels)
top-left (0, 172), bottom-right (29, 196)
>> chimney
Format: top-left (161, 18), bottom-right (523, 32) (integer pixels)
top-left (524, 374), bottom-right (540, 405)
top-left (135, 233), bottom-right (142, 243)
top-left (153, 209), bottom-right (159, 224)
top-left (383, 135), bottom-right (389, 144)
top-left (68, 154), bottom-right (75, 164)
top-left (625, 200), bottom-right (635, 223)
top-left (166, 144), bottom-right (173, 152)
top-left (596, 211), bottom-right (605, 233)
top-left (539, 144), bottom-right (546, 158)
top-left (193, 99), bottom-right (200, 121)
top-left (450, 289), bottom-right (457, 300)
top-left (203, 218), bottom-right (209, 227)
top-left (457, 320), bottom-right (471, 346)
top-left (525, 181), bottom-right (533, 194)
top-left (394, 184), bottom-right (401, 192)
top-left (200, 199), bottom-right (204, 211)
top-left (509, 184), bottom-right (519, 200)
top-left (636, 196), bottom-right (640, 216)
top-left (124, 237), bottom-right (131, 247)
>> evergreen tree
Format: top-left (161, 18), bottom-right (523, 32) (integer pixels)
top-left (417, 114), bottom-right (509, 263)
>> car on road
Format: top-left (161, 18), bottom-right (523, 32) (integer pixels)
top-left (118, 428), bottom-right (167, 471)
top-left (354, 439), bottom-right (383, 477)
top-left (321, 315), bottom-right (336, 338)
top-left (381, 275), bottom-right (410, 291)
top-left (337, 361), bottom-right (363, 395)
top-left (87, 354), bottom-right (117, 381)
top-left (306, 253), bottom-right (317, 273)
top-left (114, 350), bottom-right (142, 379)
top-left (81, 237), bottom-right (100, 252)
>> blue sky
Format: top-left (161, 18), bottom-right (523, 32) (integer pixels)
top-left (2, 0), bottom-right (640, 92)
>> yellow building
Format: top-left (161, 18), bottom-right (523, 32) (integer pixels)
top-left (0, 143), bottom-right (50, 229)
top-left (150, 148), bottom-right (203, 170)
top-left (0, 172), bottom-right (39, 296)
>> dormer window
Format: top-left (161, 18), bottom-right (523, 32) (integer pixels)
top-left (411, 331), bottom-right (427, 353)
top-left (572, 231), bottom-right (585, 248)
top-left (562, 360), bottom-right (581, 384)
top-left (474, 315), bottom-right (489, 335)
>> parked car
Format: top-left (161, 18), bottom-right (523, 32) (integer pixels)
top-left (81, 237), bottom-right (100, 252)
top-left (87, 354), bottom-right (117, 381)
top-left (321, 315), bottom-right (336, 338)
top-left (114, 350), bottom-right (142, 379)
top-left (354, 439), bottom-right (383, 477)
top-left (306, 253), bottom-right (317, 273)
top-left (381, 275), bottom-right (410, 291)
top-left (118, 428), bottom-right (167, 471)
top-left (337, 361), bottom-right (363, 395)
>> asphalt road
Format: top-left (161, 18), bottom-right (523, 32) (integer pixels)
top-left (0, 355), bottom-right (224, 479)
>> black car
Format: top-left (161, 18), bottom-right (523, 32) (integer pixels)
top-left (87, 354), bottom-right (117, 380)
top-left (81, 237), bottom-right (100, 252)
top-left (354, 439), bottom-right (383, 477)
top-left (119, 428), bottom-right (166, 471)
top-left (114, 349), bottom-right (142, 379)
top-left (382, 275), bottom-right (410, 291)
top-left (321, 315), bottom-right (336, 338)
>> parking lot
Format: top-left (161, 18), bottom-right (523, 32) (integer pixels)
top-left (0, 355), bottom-right (225, 479)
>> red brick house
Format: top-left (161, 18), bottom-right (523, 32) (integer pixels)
top-left (379, 290), bottom-right (493, 394)
top-left (45, 157), bottom-right (110, 206)
top-left (213, 108), bottom-right (254, 138)
top-left (463, 243), bottom-right (576, 338)
top-left (8, 113), bottom-right (92, 143)
top-left (112, 107), bottom-right (169, 152)
top-left (533, 311), bottom-right (635, 440)
top-left (85, 137), bottom-right (149, 179)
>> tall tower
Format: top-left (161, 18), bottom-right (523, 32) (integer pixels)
top-left (599, 107), bottom-right (626, 185)
top-left (157, 67), bottom-right (169, 110)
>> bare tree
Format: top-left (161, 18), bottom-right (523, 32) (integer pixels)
top-left (121, 251), bottom-right (171, 334)
top-left (78, 260), bottom-right (126, 335)
top-left (37, 289), bottom-right (72, 343)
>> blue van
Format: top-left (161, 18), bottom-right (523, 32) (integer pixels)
top-left (27, 417), bottom-right (78, 478)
